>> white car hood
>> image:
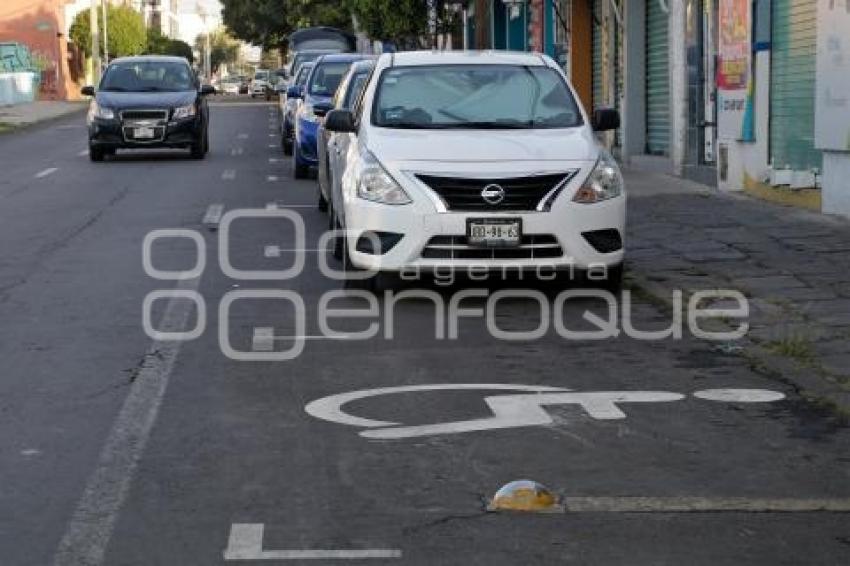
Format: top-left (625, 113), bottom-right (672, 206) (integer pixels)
top-left (367, 126), bottom-right (599, 166)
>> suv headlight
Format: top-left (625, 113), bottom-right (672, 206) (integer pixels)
top-left (173, 104), bottom-right (196, 120)
top-left (573, 150), bottom-right (624, 204)
top-left (88, 102), bottom-right (114, 120)
top-left (357, 150), bottom-right (412, 205)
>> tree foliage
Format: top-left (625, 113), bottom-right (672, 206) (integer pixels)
top-left (147, 29), bottom-right (194, 63)
top-left (194, 29), bottom-right (241, 73)
top-left (70, 5), bottom-right (147, 59)
top-left (221, 0), bottom-right (351, 49)
top-left (347, 0), bottom-right (460, 47)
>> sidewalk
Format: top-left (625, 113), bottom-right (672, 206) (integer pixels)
top-left (0, 100), bottom-right (87, 131)
top-left (624, 168), bottom-right (850, 413)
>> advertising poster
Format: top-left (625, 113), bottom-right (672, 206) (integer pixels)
top-left (717, 0), bottom-right (752, 140)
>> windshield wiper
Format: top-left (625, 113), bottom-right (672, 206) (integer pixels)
top-left (435, 121), bottom-right (533, 130)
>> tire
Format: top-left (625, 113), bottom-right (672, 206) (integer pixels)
top-left (89, 145), bottom-right (104, 162)
top-left (292, 145), bottom-right (308, 179)
top-left (317, 186), bottom-right (328, 212)
top-left (203, 128), bottom-right (210, 155)
top-left (332, 213), bottom-right (345, 261)
top-left (190, 131), bottom-right (206, 159)
top-left (282, 136), bottom-right (293, 156)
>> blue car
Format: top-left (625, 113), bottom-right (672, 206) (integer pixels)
top-left (292, 53), bottom-right (373, 179)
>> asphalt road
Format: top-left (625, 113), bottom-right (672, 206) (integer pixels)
top-left (0, 98), bottom-right (848, 566)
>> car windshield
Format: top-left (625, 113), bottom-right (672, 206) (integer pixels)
top-left (372, 65), bottom-right (583, 129)
top-left (254, 71), bottom-right (268, 80)
top-left (343, 71), bottom-right (370, 109)
top-left (100, 60), bottom-right (194, 92)
top-left (308, 61), bottom-right (352, 96)
top-left (292, 51), bottom-right (330, 74)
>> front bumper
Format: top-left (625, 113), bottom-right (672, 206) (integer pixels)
top-left (295, 117), bottom-right (319, 164)
top-left (345, 194), bottom-right (626, 272)
top-left (88, 117), bottom-right (201, 148)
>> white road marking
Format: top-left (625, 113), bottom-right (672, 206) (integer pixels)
top-left (268, 158), bottom-right (280, 163)
top-left (237, 133), bottom-right (249, 139)
top-left (268, 133), bottom-right (276, 137)
top-left (692, 389), bottom-right (786, 402)
top-left (20, 448), bottom-right (41, 457)
top-left (202, 204), bottom-right (225, 228)
top-left (251, 327), bottom-right (275, 352)
top-left (264, 246), bottom-right (323, 256)
top-left (265, 202), bottom-right (314, 209)
top-left (222, 169), bottom-right (237, 180)
top-left (223, 524), bottom-right (401, 561)
top-left (266, 175), bottom-right (279, 182)
top-left (35, 167), bottom-right (58, 178)
top-left (305, 385), bottom-right (786, 439)
top-left (268, 144), bottom-right (277, 149)
top-left (53, 277), bottom-right (202, 566)
top-left (78, 149), bottom-right (89, 157)
top-left (230, 147), bottom-right (244, 156)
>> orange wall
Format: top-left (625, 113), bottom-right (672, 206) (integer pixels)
top-left (570, 0), bottom-right (592, 112)
top-left (0, 0), bottom-right (77, 100)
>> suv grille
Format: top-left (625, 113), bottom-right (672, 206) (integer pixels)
top-left (416, 172), bottom-right (575, 211)
top-left (421, 234), bottom-right (563, 260)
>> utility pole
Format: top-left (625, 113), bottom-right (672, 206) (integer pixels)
top-left (90, 0), bottom-right (101, 84)
top-left (101, 0), bottom-right (109, 65)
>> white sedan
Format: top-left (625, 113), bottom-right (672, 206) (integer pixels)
top-left (324, 51), bottom-right (626, 287)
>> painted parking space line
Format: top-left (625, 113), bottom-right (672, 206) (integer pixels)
top-left (78, 149), bottom-right (89, 157)
top-left (263, 246), bottom-right (324, 257)
top-left (268, 144), bottom-right (277, 149)
top-left (222, 169), bottom-right (237, 180)
top-left (223, 524), bottom-right (401, 561)
top-left (237, 133), bottom-right (249, 139)
top-left (35, 167), bottom-right (58, 178)
top-left (230, 147), bottom-right (244, 156)
top-left (560, 496), bottom-right (850, 513)
top-left (52, 277), bottom-right (203, 566)
top-left (268, 158), bottom-right (280, 163)
top-left (251, 327), bottom-right (275, 352)
top-left (265, 202), bottom-right (314, 209)
top-left (202, 204), bottom-right (225, 229)
top-left (266, 175), bottom-right (279, 182)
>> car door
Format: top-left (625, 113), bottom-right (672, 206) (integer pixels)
top-left (330, 71), bottom-right (372, 227)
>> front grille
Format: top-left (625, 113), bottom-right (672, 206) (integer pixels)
top-left (421, 234), bottom-right (563, 260)
top-left (416, 172), bottom-right (575, 211)
top-left (120, 109), bottom-right (168, 122)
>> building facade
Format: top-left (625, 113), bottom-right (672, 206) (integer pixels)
top-left (461, 0), bottom-right (850, 218)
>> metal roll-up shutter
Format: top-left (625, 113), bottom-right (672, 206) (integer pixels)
top-left (770, 0), bottom-right (821, 171)
top-left (592, 0), bottom-right (603, 110)
top-left (645, 0), bottom-right (670, 155)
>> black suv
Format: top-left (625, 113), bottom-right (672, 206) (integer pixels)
top-left (82, 56), bottom-right (214, 161)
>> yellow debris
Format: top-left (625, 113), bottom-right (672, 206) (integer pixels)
top-left (488, 480), bottom-right (561, 512)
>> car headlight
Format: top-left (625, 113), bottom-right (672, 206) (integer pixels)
top-left (88, 102), bottom-right (114, 120)
top-left (357, 150), bottom-right (412, 205)
top-left (172, 104), bottom-right (196, 120)
top-left (573, 150), bottom-right (624, 204)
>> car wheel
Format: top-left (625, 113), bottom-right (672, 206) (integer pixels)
top-left (203, 128), bottom-right (210, 154)
top-left (292, 145), bottom-right (308, 179)
top-left (190, 133), bottom-right (206, 159)
top-left (317, 185), bottom-right (328, 212)
top-left (89, 145), bottom-right (104, 162)
top-left (282, 136), bottom-right (292, 156)
top-left (332, 213), bottom-right (345, 262)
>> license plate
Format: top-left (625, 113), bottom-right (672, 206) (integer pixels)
top-left (467, 218), bottom-right (522, 247)
top-left (134, 127), bottom-right (154, 139)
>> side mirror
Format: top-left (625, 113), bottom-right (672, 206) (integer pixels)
top-left (199, 84), bottom-right (216, 96)
top-left (286, 85), bottom-right (303, 99)
top-left (324, 109), bottom-right (356, 133)
top-left (313, 102), bottom-right (334, 118)
top-left (81, 85), bottom-right (95, 97)
top-left (592, 108), bottom-right (620, 132)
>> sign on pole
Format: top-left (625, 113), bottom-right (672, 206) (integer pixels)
top-left (716, 0), bottom-right (752, 141)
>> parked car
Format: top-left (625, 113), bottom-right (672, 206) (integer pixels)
top-left (238, 75), bottom-right (249, 94)
top-left (323, 51), bottom-right (624, 287)
top-left (265, 68), bottom-right (288, 100)
top-left (280, 62), bottom-right (313, 155)
top-left (292, 53), bottom-right (373, 179)
top-left (317, 59), bottom-right (375, 213)
top-left (251, 69), bottom-right (269, 97)
top-left (82, 55), bottom-right (213, 161)
top-left (288, 49), bottom-right (341, 79)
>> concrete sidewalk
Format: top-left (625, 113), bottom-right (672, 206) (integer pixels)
top-left (0, 100), bottom-right (87, 130)
top-left (625, 168), bottom-right (850, 413)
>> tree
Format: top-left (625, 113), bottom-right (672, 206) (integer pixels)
top-left (346, 0), bottom-right (460, 48)
top-left (221, 0), bottom-right (351, 49)
top-left (195, 29), bottom-right (240, 73)
top-left (70, 4), bottom-right (146, 59)
top-left (147, 29), bottom-right (194, 63)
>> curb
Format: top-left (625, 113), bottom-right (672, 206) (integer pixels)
top-left (0, 105), bottom-right (88, 136)
top-left (626, 270), bottom-right (850, 419)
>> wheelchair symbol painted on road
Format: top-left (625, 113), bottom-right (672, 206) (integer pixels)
top-left (304, 384), bottom-right (785, 440)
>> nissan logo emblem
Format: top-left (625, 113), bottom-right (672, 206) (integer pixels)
top-left (481, 184), bottom-right (506, 205)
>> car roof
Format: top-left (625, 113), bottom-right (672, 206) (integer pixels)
top-left (315, 53), bottom-right (375, 64)
top-left (383, 50), bottom-right (547, 67)
top-left (111, 55), bottom-right (190, 65)
top-left (349, 60), bottom-right (375, 72)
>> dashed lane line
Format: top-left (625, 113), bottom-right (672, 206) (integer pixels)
top-left (202, 204), bottom-right (225, 229)
top-left (224, 524), bottom-right (401, 561)
top-left (35, 167), bottom-right (58, 178)
top-left (222, 169), bottom-right (237, 180)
